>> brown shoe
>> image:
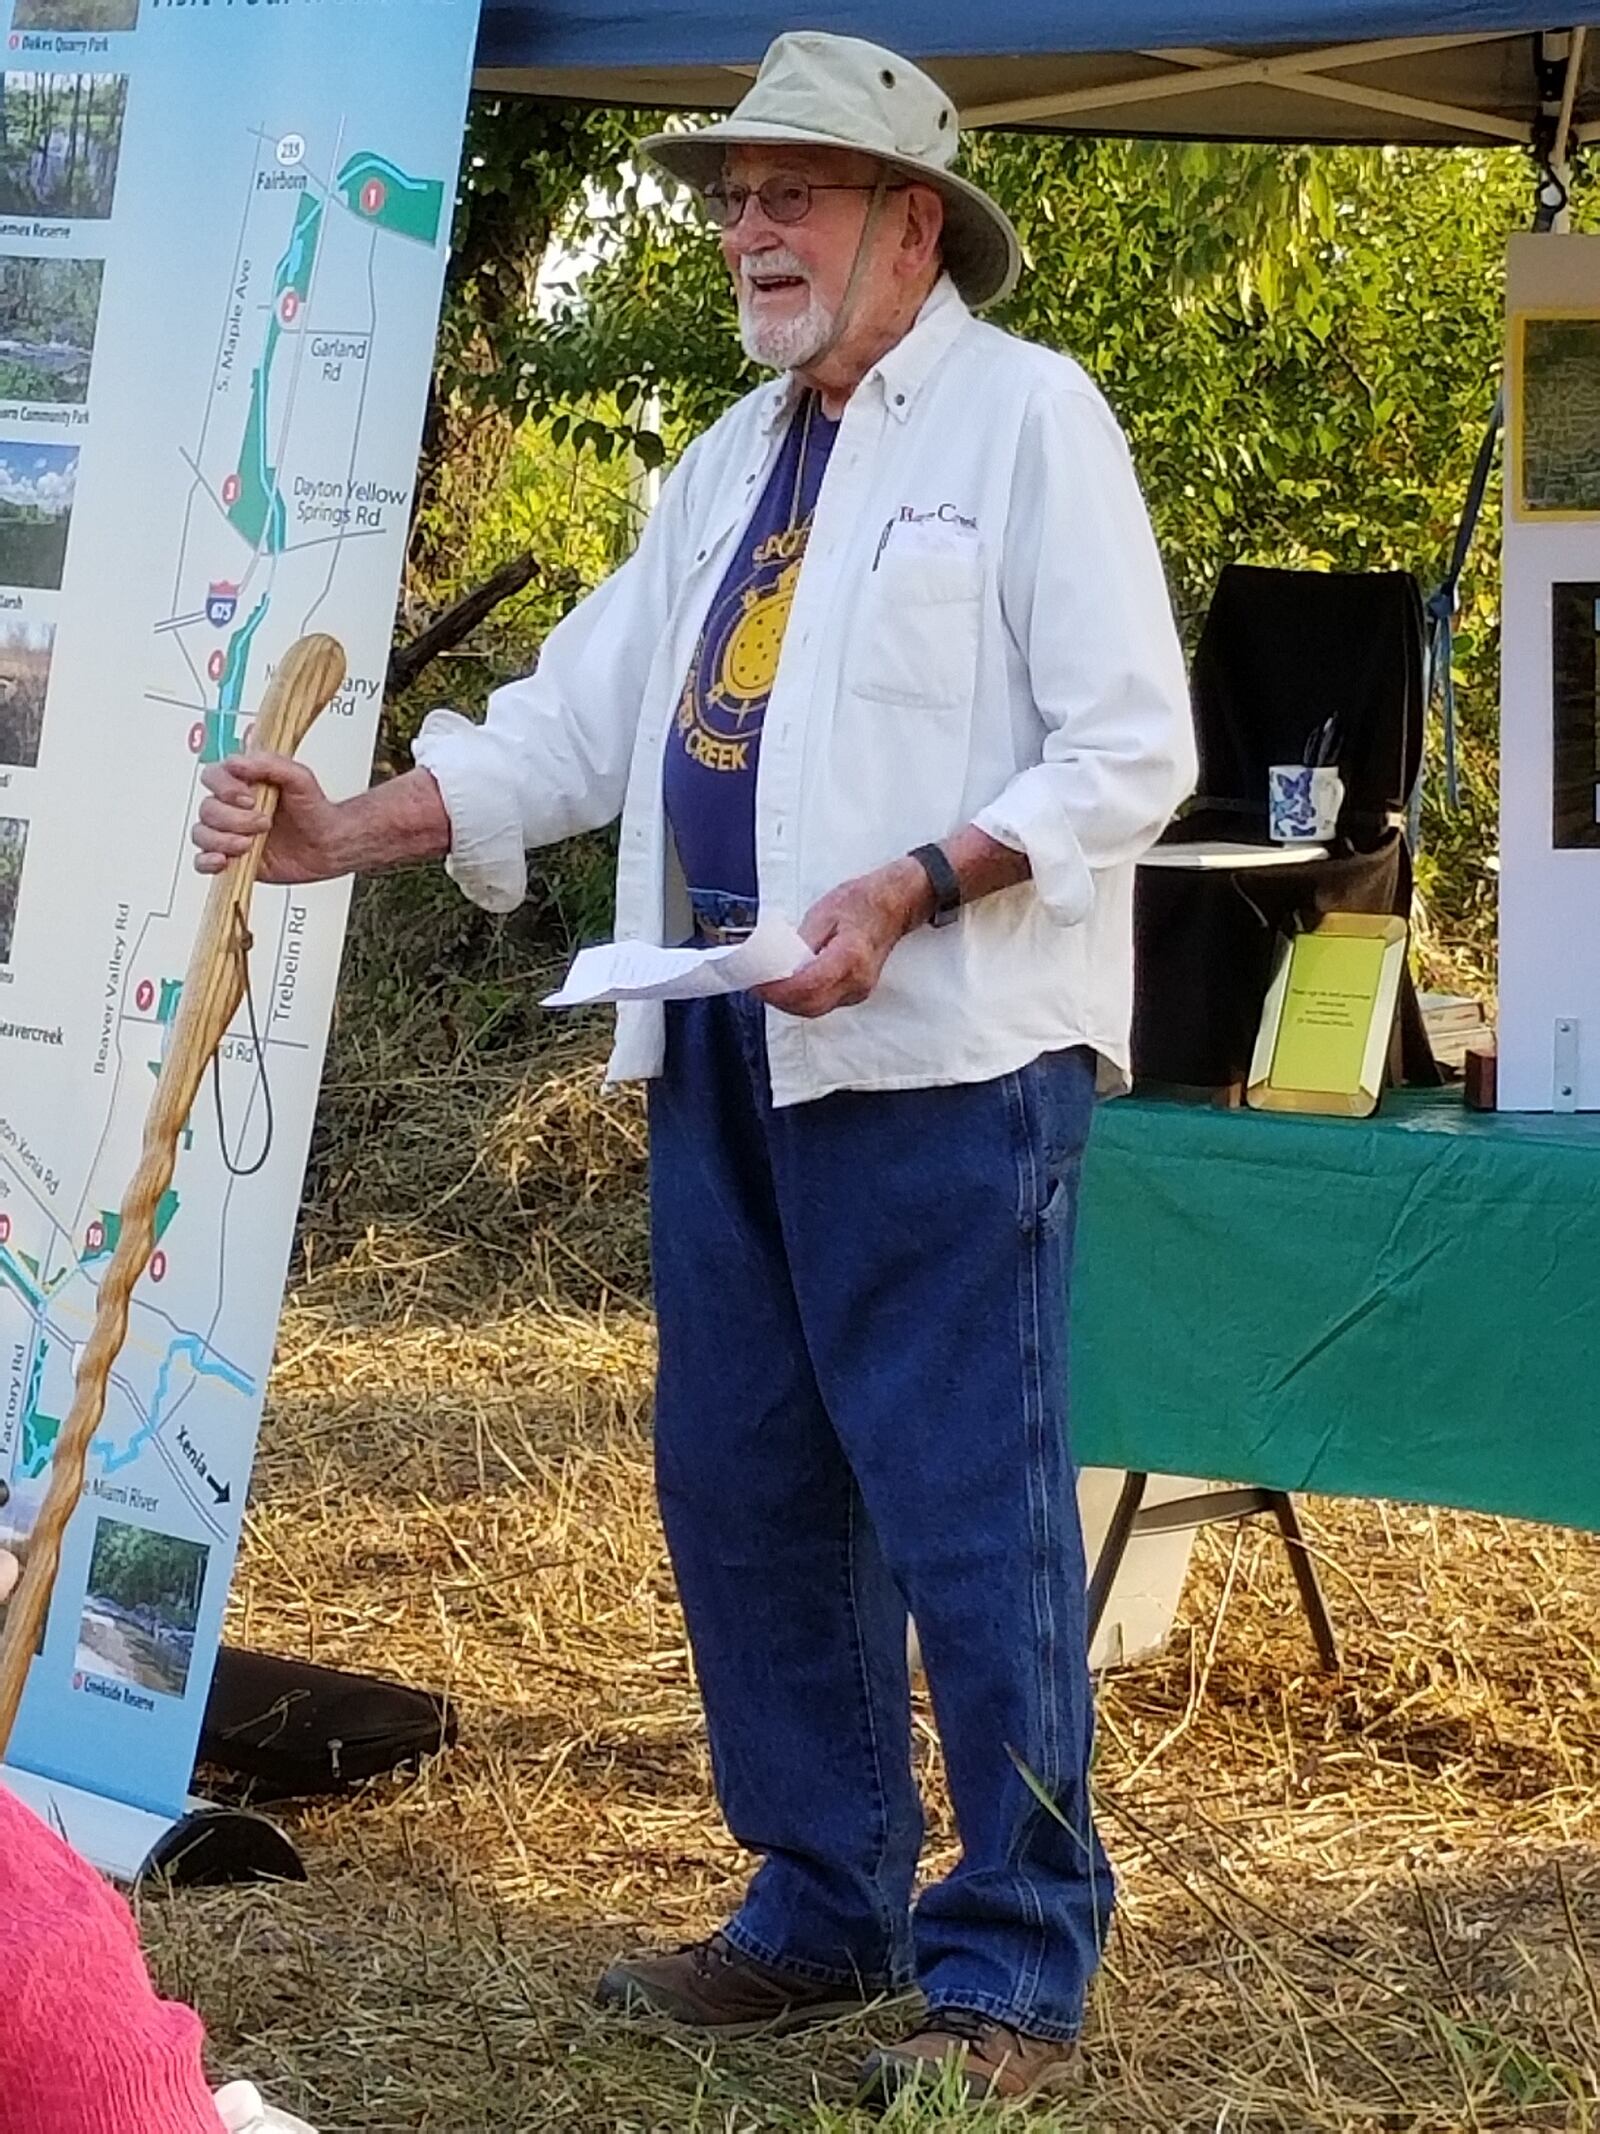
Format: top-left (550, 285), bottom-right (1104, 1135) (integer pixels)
top-left (596, 1930), bottom-right (882, 2037)
top-left (859, 2009), bottom-right (1079, 2106)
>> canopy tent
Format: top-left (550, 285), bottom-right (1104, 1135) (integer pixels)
top-left (476, 8), bottom-right (1599, 152)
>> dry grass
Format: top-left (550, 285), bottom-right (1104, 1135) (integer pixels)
top-left (137, 875), bottom-right (1600, 2132)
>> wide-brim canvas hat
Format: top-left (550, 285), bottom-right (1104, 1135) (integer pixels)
top-left (640, 32), bottom-right (1021, 312)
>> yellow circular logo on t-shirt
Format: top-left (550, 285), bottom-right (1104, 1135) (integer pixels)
top-left (720, 563), bottom-right (801, 704)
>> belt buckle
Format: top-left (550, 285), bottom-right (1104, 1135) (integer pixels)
top-left (690, 894), bottom-right (759, 947)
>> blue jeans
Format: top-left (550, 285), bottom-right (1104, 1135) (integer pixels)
top-left (647, 992), bottom-right (1113, 2041)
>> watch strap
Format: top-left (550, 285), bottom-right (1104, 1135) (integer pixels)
top-left (908, 842), bottom-right (962, 927)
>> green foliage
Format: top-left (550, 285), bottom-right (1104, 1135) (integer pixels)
top-left (322, 848), bottom-right (613, 1119)
top-left (507, 136), bottom-right (1600, 963)
top-left (422, 109), bottom-right (1600, 960)
top-left (438, 97), bottom-right (640, 421)
top-left (0, 505), bottom-right (69, 591)
top-left (386, 405), bottom-right (645, 771)
top-left (522, 155), bottom-right (748, 439)
top-left (978, 140), bottom-right (1543, 963)
top-left (1432, 2011), bottom-right (1590, 2109)
top-left (0, 356), bottom-right (64, 400)
top-left (407, 96), bottom-right (645, 595)
top-left (86, 1522), bottom-right (207, 1629)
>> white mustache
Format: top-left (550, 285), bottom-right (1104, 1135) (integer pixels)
top-left (740, 247), bottom-right (810, 288)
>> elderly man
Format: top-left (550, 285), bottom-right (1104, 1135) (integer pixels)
top-left (193, 31), bottom-right (1195, 2105)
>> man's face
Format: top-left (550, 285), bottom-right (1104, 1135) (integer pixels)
top-left (719, 145), bottom-right (889, 370)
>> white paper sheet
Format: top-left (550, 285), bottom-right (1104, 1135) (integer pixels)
top-left (1138, 840), bottom-right (1329, 870)
top-left (542, 917), bottom-right (814, 1008)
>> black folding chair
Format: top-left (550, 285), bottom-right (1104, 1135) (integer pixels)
top-left (1108, 564), bottom-right (1448, 1669)
top-left (1132, 563), bottom-right (1441, 1093)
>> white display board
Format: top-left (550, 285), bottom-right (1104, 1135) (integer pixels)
top-left (1499, 234), bottom-right (1600, 1111)
top-left (0, 0), bottom-right (479, 1823)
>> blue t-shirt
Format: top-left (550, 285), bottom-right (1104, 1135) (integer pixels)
top-left (663, 394), bottom-right (839, 911)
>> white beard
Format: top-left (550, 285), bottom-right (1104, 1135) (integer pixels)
top-left (739, 292), bottom-right (837, 370)
top-left (737, 252), bottom-right (837, 370)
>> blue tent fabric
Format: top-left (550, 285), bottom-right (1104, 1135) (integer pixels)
top-left (479, 3), bottom-right (1569, 76)
top-left (475, 6), bottom-right (1596, 146)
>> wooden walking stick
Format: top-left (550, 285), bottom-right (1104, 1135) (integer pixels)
top-left (0, 632), bottom-right (347, 1759)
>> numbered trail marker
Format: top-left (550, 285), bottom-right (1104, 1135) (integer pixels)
top-left (0, 635), bottom-right (347, 1755)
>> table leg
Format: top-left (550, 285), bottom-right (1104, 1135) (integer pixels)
top-left (1086, 1469), bottom-right (1149, 1641)
top-left (1268, 1491), bottom-right (1341, 1673)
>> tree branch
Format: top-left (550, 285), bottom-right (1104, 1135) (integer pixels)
top-left (386, 552), bottom-right (543, 696)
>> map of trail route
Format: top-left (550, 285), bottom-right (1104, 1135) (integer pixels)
top-left (2, 121), bottom-right (439, 1542)
top-left (162, 123), bottom-right (441, 745)
top-left (1, 1083), bottom-right (259, 1540)
top-left (0, 0), bottom-right (475, 1820)
top-left (0, 59), bottom-right (465, 1817)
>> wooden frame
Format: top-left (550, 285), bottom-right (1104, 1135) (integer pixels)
top-left (1510, 308), bottom-right (1600, 524)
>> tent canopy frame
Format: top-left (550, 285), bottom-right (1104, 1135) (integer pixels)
top-left (960, 28), bottom-right (1594, 149)
top-left (474, 15), bottom-right (1599, 156)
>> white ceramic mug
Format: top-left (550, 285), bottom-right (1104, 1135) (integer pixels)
top-left (1268, 763), bottom-right (1344, 843)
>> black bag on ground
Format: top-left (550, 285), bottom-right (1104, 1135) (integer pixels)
top-left (197, 1644), bottom-right (456, 1800)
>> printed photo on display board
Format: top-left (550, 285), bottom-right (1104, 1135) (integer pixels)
top-left (1515, 313), bottom-right (1600, 519)
top-left (78, 1519), bottom-right (210, 1701)
top-left (0, 620), bottom-right (56, 767)
top-left (12, 0), bottom-right (139, 30)
top-left (0, 443), bottom-right (77, 589)
top-left (0, 813), bottom-right (27, 959)
top-left (0, 73), bottom-right (128, 220)
top-left (0, 257), bottom-right (105, 404)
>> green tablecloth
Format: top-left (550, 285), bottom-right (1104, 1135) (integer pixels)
top-left (1070, 1090), bottom-right (1600, 1530)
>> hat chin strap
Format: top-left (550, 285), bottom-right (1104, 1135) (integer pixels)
top-left (794, 172), bottom-right (891, 380)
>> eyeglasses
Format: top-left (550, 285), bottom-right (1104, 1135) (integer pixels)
top-left (697, 177), bottom-right (907, 229)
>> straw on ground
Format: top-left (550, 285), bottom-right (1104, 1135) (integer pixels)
top-left (139, 874), bottom-right (1599, 2132)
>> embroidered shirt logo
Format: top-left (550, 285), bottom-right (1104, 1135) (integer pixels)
top-left (873, 501), bottom-right (979, 570)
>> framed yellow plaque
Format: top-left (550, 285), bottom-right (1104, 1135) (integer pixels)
top-left (1247, 914), bottom-right (1408, 1117)
top-left (1511, 310), bottom-right (1600, 523)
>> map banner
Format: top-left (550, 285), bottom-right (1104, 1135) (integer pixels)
top-left (0, 0), bottom-right (479, 1816)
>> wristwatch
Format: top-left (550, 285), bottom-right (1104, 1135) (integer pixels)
top-left (908, 842), bottom-right (963, 929)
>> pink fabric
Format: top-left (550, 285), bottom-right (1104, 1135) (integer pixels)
top-left (0, 1783), bottom-right (221, 2133)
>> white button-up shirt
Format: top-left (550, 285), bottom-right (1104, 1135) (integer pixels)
top-left (414, 277), bottom-right (1196, 1108)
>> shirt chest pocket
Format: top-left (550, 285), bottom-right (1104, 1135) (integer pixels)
top-left (846, 544), bottom-right (983, 711)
